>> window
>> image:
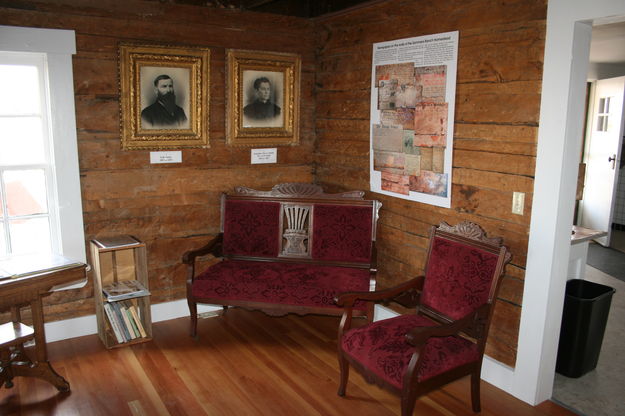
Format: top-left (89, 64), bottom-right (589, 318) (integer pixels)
top-left (0, 25), bottom-right (85, 263)
top-left (597, 96), bottom-right (611, 132)
top-left (0, 53), bottom-right (56, 255)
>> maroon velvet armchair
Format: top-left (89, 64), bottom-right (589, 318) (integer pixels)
top-left (335, 221), bottom-right (511, 415)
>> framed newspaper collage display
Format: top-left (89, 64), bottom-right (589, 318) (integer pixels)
top-left (370, 31), bottom-right (458, 208)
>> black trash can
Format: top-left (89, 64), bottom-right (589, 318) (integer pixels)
top-left (556, 279), bottom-right (615, 378)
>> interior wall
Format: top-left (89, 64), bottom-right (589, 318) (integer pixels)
top-left (588, 62), bottom-right (625, 80)
top-left (0, 0), bottom-right (549, 370)
top-left (314, 0), bottom-right (547, 366)
top-left (0, 0), bottom-right (316, 320)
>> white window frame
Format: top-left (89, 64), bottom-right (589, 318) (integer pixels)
top-left (0, 25), bottom-right (86, 265)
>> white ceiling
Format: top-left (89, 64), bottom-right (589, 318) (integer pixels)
top-left (590, 21), bottom-right (625, 65)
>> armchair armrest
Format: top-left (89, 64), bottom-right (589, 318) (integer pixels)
top-left (336, 277), bottom-right (424, 337)
top-left (405, 303), bottom-right (490, 347)
top-left (182, 234), bottom-right (224, 264)
top-left (335, 276), bottom-right (424, 307)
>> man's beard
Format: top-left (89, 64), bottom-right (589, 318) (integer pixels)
top-left (157, 92), bottom-right (177, 114)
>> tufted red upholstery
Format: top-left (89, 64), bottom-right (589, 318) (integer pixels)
top-left (222, 200), bottom-right (281, 258)
top-left (341, 314), bottom-right (480, 389)
top-left (192, 260), bottom-right (370, 310)
top-left (311, 204), bottom-right (373, 263)
top-left (335, 222), bottom-right (510, 415)
top-left (421, 236), bottom-right (500, 320)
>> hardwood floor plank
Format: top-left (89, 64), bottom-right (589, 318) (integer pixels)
top-left (1, 310), bottom-right (576, 416)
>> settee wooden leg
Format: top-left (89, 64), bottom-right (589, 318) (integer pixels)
top-left (188, 300), bottom-right (197, 338)
top-left (222, 305), bottom-right (229, 315)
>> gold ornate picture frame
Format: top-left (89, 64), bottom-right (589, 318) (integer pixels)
top-left (119, 43), bottom-right (210, 150)
top-left (226, 49), bottom-right (300, 147)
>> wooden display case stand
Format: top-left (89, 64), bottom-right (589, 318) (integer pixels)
top-left (90, 236), bottom-right (152, 349)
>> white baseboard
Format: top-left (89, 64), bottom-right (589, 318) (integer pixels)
top-left (44, 300), bottom-right (221, 343)
top-left (373, 304), bottom-right (399, 321)
top-left (43, 301), bottom-right (517, 396)
top-left (46, 300), bottom-right (384, 343)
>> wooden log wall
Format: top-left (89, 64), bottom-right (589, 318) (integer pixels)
top-left (0, 0), bottom-right (547, 368)
top-left (0, 0), bottom-right (315, 320)
top-left (314, 0), bottom-right (547, 366)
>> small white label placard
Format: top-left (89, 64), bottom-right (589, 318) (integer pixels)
top-left (150, 151), bottom-right (182, 164)
top-left (251, 148), bottom-right (277, 164)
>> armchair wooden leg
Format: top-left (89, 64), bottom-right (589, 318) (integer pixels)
top-left (471, 371), bottom-right (482, 413)
top-left (401, 390), bottom-right (418, 416)
top-left (337, 352), bottom-right (349, 396)
top-left (188, 300), bottom-right (197, 338)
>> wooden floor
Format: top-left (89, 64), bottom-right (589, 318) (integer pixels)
top-left (1, 309), bottom-right (574, 416)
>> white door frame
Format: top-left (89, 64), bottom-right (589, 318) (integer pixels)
top-left (479, 0), bottom-right (625, 405)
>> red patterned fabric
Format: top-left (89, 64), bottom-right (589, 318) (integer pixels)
top-left (222, 200), bottom-right (281, 258)
top-left (421, 236), bottom-right (499, 320)
top-left (341, 315), bottom-right (480, 389)
top-left (311, 204), bottom-right (373, 263)
top-left (192, 260), bottom-right (370, 310)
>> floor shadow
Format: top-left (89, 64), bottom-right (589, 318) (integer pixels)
top-left (587, 242), bottom-right (625, 283)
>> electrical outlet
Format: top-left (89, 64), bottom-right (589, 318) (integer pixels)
top-left (512, 192), bottom-right (525, 215)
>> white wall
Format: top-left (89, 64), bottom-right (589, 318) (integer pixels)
top-left (479, 0), bottom-right (625, 406)
top-left (588, 62), bottom-right (625, 81)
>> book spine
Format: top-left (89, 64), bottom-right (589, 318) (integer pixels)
top-left (128, 304), bottom-right (147, 338)
top-left (119, 304), bottom-right (137, 339)
top-left (111, 302), bottom-right (132, 341)
top-left (103, 303), bottom-right (125, 344)
top-left (122, 302), bottom-right (141, 338)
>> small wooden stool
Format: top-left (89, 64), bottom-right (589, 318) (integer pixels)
top-left (0, 320), bottom-right (35, 388)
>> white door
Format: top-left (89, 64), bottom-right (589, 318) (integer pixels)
top-left (580, 76), bottom-right (625, 246)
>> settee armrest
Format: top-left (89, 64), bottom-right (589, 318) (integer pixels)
top-left (182, 234), bottom-right (224, 265)
top-left (183, 234), bottom-right (224, 285)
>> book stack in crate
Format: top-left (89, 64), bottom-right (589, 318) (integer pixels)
top-left (91, 236), bottom-right (152, 348)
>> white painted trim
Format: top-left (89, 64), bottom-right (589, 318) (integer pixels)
top-left (46, 302), bottom-right (388, 343)
top-left (0, 25), bottom-right (75, 54)
top-left (44, 300), bottom-right (221, 343)
top-left (373, 304), bottom-right (398, 321)
top-left (0, 25), bottom-right (85, 264)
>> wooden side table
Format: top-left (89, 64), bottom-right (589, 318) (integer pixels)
top-left (0, 255), bottom-right (86, 392)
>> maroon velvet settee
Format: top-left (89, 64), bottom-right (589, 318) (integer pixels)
top-left (183, 183), bottom-right (382, 336)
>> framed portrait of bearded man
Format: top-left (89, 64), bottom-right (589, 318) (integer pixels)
top-left (119, 43), bottom-right (210, 150)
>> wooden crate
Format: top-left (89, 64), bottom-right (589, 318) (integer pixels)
top-left (90, 236), bottom-right (152, 349)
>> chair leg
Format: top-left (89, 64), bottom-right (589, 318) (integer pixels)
top-left (401, 390), bottom-right (418, 416)
top-left (188, 300), bottom-right (197, 337)
top-left (471, 371), bottom-right (482, 413)
top-left (337, 351), bottom-right (349, 396)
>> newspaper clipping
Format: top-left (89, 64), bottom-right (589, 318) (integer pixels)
top-left (370, 31), bottom-right (458, 207)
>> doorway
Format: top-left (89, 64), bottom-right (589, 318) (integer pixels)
top-left (551, 20), bottom-right (625, 416)
top-left (578, 74), bottom-right (625, 247)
